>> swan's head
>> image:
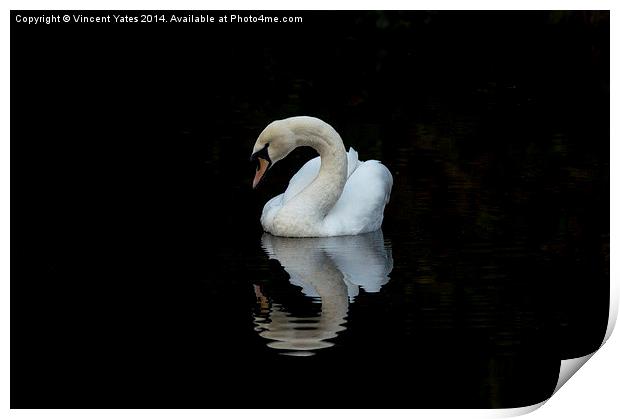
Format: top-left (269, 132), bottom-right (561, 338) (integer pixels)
top-left (250, 120), bottom-right (296, 188)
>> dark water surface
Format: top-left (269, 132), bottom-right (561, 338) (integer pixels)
top-left (12, 11), bottom-right (609, 408)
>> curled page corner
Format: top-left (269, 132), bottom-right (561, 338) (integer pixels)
top-left (483, 358), bottom-right (596, 419)
top-left (552, 291), bottom-right (618, 396)
top-left (553, 353), bottom-right (595, 394)
top-left (502, 295), bottom-right (617, 416)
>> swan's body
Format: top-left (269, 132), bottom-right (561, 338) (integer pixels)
top-left (251, 116), bottom-right (393, 237)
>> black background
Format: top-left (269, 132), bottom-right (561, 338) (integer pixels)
top-left (11, 10), bottom-right (609, 408)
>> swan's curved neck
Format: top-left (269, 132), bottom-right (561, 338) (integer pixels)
top-left (284, 117), bottom-right (348, 217)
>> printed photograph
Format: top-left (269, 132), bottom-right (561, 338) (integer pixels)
top-left (10, 10), bottom-right (610, 409)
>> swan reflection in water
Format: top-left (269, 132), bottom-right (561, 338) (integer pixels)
top-left (253, 230), bottom-right (393, 356)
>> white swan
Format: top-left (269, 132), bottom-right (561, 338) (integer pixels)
top-left (251, 116), bottom-right (393, 237)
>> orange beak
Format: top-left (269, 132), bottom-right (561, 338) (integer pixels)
top-left (253, 157), bottom-right (270, 189)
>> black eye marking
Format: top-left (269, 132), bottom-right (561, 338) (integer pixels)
top-left (250, 143), bottom-right (271, 163)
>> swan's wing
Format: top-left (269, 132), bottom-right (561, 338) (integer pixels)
top-left (346, 148), bottom-right (360, 178)
top-left (282, 148), bottom-right (360, 204)
top-left (282, 157), bottom-right (320, 203)
top-left (323, 160), bottom-right (393, 235)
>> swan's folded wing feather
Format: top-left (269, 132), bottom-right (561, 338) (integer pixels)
top-left (282, 157), bottom-right (321, 203)
top-left (346, 147), bottom-right (360, 178)
top-left (323, 160), bottom-right (393, 236)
